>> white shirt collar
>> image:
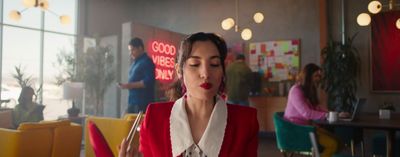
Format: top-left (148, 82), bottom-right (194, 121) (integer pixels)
top-left (170, 96), bottom-right (227, 157)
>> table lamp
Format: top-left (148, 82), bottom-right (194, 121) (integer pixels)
top-left (63, 82), bottom-right (84, 117)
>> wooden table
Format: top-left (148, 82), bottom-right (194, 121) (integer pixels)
top-left (315, 113), bottom-right (400, 157)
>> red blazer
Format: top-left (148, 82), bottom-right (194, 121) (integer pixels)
top-left (139, 102), bottom-right (259, 157)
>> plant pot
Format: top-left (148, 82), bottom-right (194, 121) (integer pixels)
top-left (379, 109), bottom-right (391, 119)
top-left (67, 107), bottom-right (80, 118)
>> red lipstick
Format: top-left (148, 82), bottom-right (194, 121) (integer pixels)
top-left (200, 83), bottom-right (213, 90)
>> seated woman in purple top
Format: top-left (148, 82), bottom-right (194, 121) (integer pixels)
top-left (284, 63), bottom-right (340, 157)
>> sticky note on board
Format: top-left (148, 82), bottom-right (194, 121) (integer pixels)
top-left (250, 44), bottom-right (256, 54)
top-left (292, 57), bottom-right (299, 66)
top-left (280, 41), bottom-right (290, 53)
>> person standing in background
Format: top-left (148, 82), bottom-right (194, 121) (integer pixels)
top-left (118, 37), bottom-right (155, 113)
top-left (226, 54), bottom-right (253, 106)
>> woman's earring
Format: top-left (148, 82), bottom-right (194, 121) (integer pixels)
top-left (218, 77), bottom-right (225, 94)
top-left (181, 83), bottom-right (186, 94)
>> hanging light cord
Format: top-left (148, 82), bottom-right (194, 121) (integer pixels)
top-left (46, 9), bottom-right (60, 17)
top-left (235, 0), bottom-right (239, 32)
top-left (20, 8), bottom-right (29, 13)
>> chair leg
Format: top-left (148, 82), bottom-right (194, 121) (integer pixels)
top-left (351, 139), bottom-right (355, 156)
top-left (360, 141), bottom-right (365, 157)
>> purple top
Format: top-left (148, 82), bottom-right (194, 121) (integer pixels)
top-left (284, 84), bottom-right (327, 125)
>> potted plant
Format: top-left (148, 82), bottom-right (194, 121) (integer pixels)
top-left (55, 50), bottom-right (81, 117)
top-left (379, 102), bottom-right (395, 119)
top-left (67, 101), bottom-right (80, 117)
top-left (12, 65), bottom-right (42, 101)
top-left (55, 45), bottom-right (115, 116)
top-left (321, 34), bottom-right (361, 112)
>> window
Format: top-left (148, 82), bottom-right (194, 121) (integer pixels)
top-left (42, 32), bottom-right (76, 120)
top-left (3, 0), bottom-right (42, 29)
top-left (1, 26), bottom-right (40, 107)
top-left (44, 0), bottom-right (77, 34)
top-left (0, 0), bottom-right (78, 120)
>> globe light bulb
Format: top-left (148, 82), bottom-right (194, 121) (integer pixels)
top-left (221, 18), bottom-right (235, 30)
top-left (357, 13), bottom-right (371, 26)
top-left (23, 0), bottom-right (36, 8)
top-left (396, 18), bottom-right (400, 29)
top-left (241, 28), bottom-right (252, 41)
top-left (39, 0), bottom-right (49, 10)
top-left (9, 10), bottom-right (21, 21)
top-left (60, 15), bottom-right (71, 25)
top-left (368, 1), bottom-right (382, 14)
top-left (253, 12), bottom-right (264, 23)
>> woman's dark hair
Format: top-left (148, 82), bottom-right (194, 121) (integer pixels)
top-left (165, 79), bottom-right (183, 101)
top-left (297, 63), bottom-right (321, 106)
top-left (18, 86), bottom-right (35, 106)
top-left (177, 32), bottom-right (227, 94)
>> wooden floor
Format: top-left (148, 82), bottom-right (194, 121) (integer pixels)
top-left (81, 131), bottom-right (381, 157)
top-left (258, 130), bottom-right (382, 157)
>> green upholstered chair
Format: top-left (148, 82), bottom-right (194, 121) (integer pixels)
top-left (274, 112), bottom-right (356, 157)
top-left (273, 112), bottom-right (315, 156)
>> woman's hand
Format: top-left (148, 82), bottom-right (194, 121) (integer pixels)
top-left (118, 138), bottom-right (137, 157)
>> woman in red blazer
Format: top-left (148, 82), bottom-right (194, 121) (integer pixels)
top-left (120, 32), bottom-right (259, 157)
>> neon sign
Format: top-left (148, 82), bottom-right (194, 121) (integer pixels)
top-left (152, 41), bottom-right (176, 56)
top-left (149, 41), bottom-right (177, 82)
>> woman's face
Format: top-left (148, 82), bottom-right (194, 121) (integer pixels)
top-left (179, 40), bottom-right (223, 100)
top-left (312, 70), bottom-right (322, 85)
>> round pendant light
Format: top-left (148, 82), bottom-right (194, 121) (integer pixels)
top-left (368, 1), bottom-right (382, 14)
top-left (253, 12), bottom-right (264, 23)
top-left (357, 13), bottom-right (371, 26)
top-left (241, 28), bottom-right (252, 40)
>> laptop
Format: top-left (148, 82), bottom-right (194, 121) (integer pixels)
top-left (339, 98), bottom-right (366, 121)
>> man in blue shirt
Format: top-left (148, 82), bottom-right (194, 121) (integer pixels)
top-left (119, 37), bottom-right (155, 113)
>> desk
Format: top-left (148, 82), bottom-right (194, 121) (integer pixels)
top-left (315, 113), bottom-right (400, 157)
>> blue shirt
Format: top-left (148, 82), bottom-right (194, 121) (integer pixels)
top-left (128, 53), bottom-right (155, 106)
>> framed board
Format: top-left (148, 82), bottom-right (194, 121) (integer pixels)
top-left (248, 39), bottom-right (300, 82)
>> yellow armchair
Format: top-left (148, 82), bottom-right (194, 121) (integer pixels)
top-left (85, 114), bottom-right (141, 157)
top-left (0, 120), bottom-right (82, 157)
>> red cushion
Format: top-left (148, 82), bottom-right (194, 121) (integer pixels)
top-left (88, 121), bottom-right (114, 157)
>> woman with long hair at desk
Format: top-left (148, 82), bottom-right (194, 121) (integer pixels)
top-left (284, 63), bottom-right (346, 157)
top-left (119, 32), bottom-right (259, 157)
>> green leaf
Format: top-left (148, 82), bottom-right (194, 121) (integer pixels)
top-left (322, 33), bottom-right (361, 112)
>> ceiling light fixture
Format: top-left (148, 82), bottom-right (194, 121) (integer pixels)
top-left (220, 0), bottom-right (264, 41)
top-left (368, 0), bottom-right (383, 14)
top-left (357, 13), bottom-right (371, 26)
top-left (358, 0), bottom-right (400, 29)
top-left (9, 0), bottom-right (71, 25)
top-left (396, 18), bottom-right (400, 29)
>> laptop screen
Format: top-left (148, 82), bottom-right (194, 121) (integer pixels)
top-left (351, 98), bottom-right (367, 120)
